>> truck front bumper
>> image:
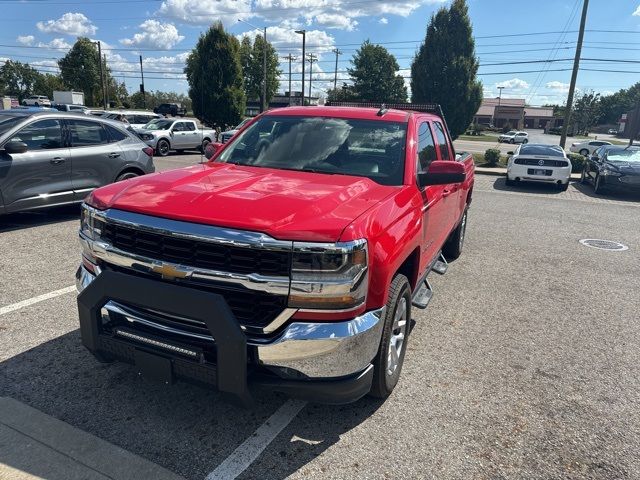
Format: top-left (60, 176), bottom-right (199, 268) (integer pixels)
top-left (76, 266), bottom-right (384, 405)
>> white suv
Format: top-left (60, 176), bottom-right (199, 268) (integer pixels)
top-left (506, 144), bottom-right (571, 191)
top-left (499, 130), bottom-right (528, 144)
top-left (22, 95), bottom-right (51, 107)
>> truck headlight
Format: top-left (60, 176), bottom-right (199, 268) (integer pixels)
top-left (289, 240), bottom-right (368, 310)
top-left (79, 203), bottom-right (105, 267)
top-left (140, 133), bottom-right (154, 141)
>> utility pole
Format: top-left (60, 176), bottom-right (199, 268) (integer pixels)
top-left (295, 30), bottom-right (306, 106)
top-left (103, 54), bottom-right (109, 108)
top-left (497, 86), bottom-right (505, 106)
top-left (95, 41), bottom-right (106, 109)
top-left (332, 48), bottom-right (342, 91)
top-left (139, 55), bottom-right (146, 109)
top-left (282, 54), bottom-right (296, 106)
top-left (560, 0), bottom-right (589, 149)
top-left (307, 53), bottom-right (317, 105)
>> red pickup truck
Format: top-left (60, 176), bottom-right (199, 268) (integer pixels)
top-left (76, 104), bottom-right (474, 405)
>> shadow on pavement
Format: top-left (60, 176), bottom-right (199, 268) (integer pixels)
top-left (0, 204), bottom-right (81, 233)
top-left (572, 180), bottom-right (640, 203)
top-left (491, 177), bottom-right (565, 195)
top-left (0, 329), bottom-right (380, 480)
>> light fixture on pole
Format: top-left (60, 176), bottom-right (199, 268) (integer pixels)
top-left (295, 29), bottom-right (306, 106)
top-left (238, 19), bottom-right (268, 112)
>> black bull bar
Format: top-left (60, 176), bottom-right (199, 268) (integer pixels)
top-left (77, 270), bottom-right (253, 407)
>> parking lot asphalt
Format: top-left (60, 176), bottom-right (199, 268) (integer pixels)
top-left (1, 159), bottom-right (639, 479)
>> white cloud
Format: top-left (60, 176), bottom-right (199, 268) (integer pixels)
top-left (157, 0), bottom-right (252, 26)
top-left (120, 20), bottom-right (184, 49)
top-left (545, 81), bottom-right (570, 93)
top-left (633, 5), bottom-right (640, 16)
top-left (16, 35), bottom-right (35, 46)
top-left (496, 78), bottom-right (530, 90)
top-left (379, 17), bottom-right (389, 25)
top-left (239, 26), bottom-right (335, 54)
top-left (315, 13), bottom-right (358, 31)
top-left (37, 12), bottom-right (97, 36)
top-left (37, 38), bottom-right (72, 49)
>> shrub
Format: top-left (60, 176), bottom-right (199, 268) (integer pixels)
top-left (484, 148), bottom-right (501, 166)
top-left (567, 152), bottom-right (586, 173)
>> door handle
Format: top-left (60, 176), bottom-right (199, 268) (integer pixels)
top-left (108, 152), bottom-right (120, 158)
top-left (50, 157), bottom-right (65, 165)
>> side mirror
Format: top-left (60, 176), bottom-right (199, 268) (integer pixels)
top-left (3, 141), bottom-right (28, 154)
top-left (590, 155), bottom-right (599, 162)
top-left (204, 142), bottom-right (223, 160)
top-left (418, 161), bottom-right (466, 188)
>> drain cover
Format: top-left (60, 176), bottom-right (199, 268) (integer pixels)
top-left (579, 239), bottom-right (629, 251)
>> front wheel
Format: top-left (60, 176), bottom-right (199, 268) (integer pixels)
top-left (156, 139), bottom-right (170, 157)
top-left (580, 149), bottom-right (589, 157)
top-left (115, 171), bottom-right (139, 182)
top-left (369, 274), bottom-right (411, 399)
top-left (522, 139), bottom-right (528, 144)
top-left (443, 207), bottom-right (468, 260)
top-left (509, 139), bottom-right (515, 144)
top-left (201, 138), bottom-right (211, 153)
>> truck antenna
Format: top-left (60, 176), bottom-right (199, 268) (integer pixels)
top-left (377, 104), bottom-right (388, 116)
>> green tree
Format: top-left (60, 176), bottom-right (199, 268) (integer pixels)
top-left (184, 22), bottom-right (245, 127)
top-left (34, 73), bottom-right (66, 100)
top-left (58, 37), bottom-right (109, 107)
top-left (411, 0), bottom-right (482, 139)
top-left (348, 41), bottom-right (407, 103)
top-left (127, 90), bottom-right (192, 112)
top-left (570, 91), bottom-right (601, 135)
top-left (599, 82), bottom-right (640, 125)
top-left (327, 83), bottom-right (357, 102)
top-left (239, 34), bottom-right (281, 108)
top-left (0, 61), bottom-right (41, 100)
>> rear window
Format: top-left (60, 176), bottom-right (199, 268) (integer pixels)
top-left (68, 120), bottom-right (109, 146)
top-left (519, 145), bottom-right (564, 157)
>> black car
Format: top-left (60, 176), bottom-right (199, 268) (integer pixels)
top-left (581, 145), bottom-right (640, 194)
top-left (153, 103), bottom-right (186, 117)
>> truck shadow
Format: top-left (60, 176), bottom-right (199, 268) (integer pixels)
top-left (0, 204), bottom-right (80, 233)
top-left (0, 329), bottom-right (381, 479)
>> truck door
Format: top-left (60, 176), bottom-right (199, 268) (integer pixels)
top-left (416, 120), bottom-right (449, 267)
top-left (432, 120), bottom-right (461, 236)
top-left (183, 121), bottom-right (200, 148)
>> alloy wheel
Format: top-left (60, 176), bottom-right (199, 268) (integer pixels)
top-left (387, 297), bottom-right (407, 376)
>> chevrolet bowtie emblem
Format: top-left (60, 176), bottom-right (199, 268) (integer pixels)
top-left (150, 263), bottom-right (191, 280)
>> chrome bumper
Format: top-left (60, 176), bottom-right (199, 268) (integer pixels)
top-left (76, 266), bottom-right (385, 379)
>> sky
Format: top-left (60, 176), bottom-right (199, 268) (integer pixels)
top-left (1, 0), bottom-right (639, 106)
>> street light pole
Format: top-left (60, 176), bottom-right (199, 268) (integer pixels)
top-left (295, 30), bottom-right (306, 106)
top-left (497, 86), bottom-right (505, 106)
top-left (238, 19), bottom-right (268, 112)
top-left (307, 53), bottom-right (317, 105)
top-left (282, 54), bottom-right (296, 106)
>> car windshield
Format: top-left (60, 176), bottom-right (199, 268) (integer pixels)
top-left (217, 115), bottom-right (408, 186)
top-left (607, 150), bottom-right (640, 163)
top-left (143, 119), bottom-right (173, 130)
top-left (505, 131), bottom-right (517, 135)
top-left (0, 115), bottom-right (24, 136)
top-left (519, 145), bottom-right (564, 157)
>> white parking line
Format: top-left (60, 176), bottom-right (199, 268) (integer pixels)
top-left (0, 286), bottom-right (76, 316)
top-left (205, 399), bottom-right (307, 480)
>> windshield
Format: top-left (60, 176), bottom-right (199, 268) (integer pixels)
top-left (608, 150), bottom-right (640, 163)
top-left (0, 115), bottom-right (24, 137)
top-left (217, 115), bottom-right (407, 186)
top-left (505, 130), bottom-right (517, 135)
top-left (143, 119), bottom-right (173, 130)
top-left (519, 145), bottom-right (564, 157)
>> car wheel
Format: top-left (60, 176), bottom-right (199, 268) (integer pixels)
top-left (34, 102), bottom-right (39, 107)
top-left (523, 139), bottom-right (528, 144)
top-left (116, 171), bottom-right (140, 182)
top-left (509, 139), bottom-right (515, 144)
top-left (594, 174), bottom-right (605, 194)
top-left (156, 139), bottom-right (170, 157)
top-left (579, 149), bottom-right (589, 156)
top-left (559, 182), bottom-right (569, 192)
top-left (369, 274), bottom-right (411, 399)
top-left (443, 207), bottom-right (468, 260)
top-left (201, 138), bottom-right (211, 153)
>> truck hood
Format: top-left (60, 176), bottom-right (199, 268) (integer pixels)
top-left (88, 163), bottom-right (398, 242)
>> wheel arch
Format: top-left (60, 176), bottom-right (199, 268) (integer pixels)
top-left (113, 166), bottom-right (145, 183)
top-left (395, 247), bottom-right (420, 292)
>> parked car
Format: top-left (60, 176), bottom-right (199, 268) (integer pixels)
top-left (55, 104), bottom-right (89, 114)
top-left (21, 95), bottom-right (51, 107)
top-left (506, 143), bottom-right (572, 190)
top-left (499, 130), bottom-right (528, 144)
top-left (0, 110), bottom-right (154, 215)
top-left (136, 118), bottom-right (216, 156)
top-left (87, 109), bottom-right (108, 117)
top-left (76, 104), bottom-right (474, 405)
top-left (581, 145), bottom-right (640, 194)
top-left (607, 129), bottom-right (619, 135)
top-left (153, 103), bottom-right (187, 117)
top-left (220, 118), bottom-right (252, 143)
top-left (569, 140), bottom-right (612, 157)
top-left (102, 110), bottom-right (162, 129)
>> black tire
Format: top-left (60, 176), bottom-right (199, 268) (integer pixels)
top-left (156, 139), bottom-right (170, 157)
top-left (115, 171), bottom-right (140, 182)
top-left (201, 138), bottom-right (211, 153)
top-left (443, 207), bottom-right (468, 260)
top-left (559, 182), bottom-right (569, 192)
top-left (505, 176), bottom-right (515, 186)
top-left (523, 139), bottom-right (529, 144)
top-left (369, 274), bottom-right (411, 399)
top-left (579, 149), bottom-right (589, 157)
top-left (34, 102), bottom-right (39, 107)
top-left (594, 174), bottom-right (605, 194)
top-left (509, 139), bottom-right (515, 144)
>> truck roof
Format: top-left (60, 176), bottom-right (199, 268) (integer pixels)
top-left (265, 106), bottom-right (434, 123)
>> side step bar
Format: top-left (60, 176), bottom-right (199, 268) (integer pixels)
top-left (411, 253), bottom-right (448, 309)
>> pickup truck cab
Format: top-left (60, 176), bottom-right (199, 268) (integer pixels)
top-left (76, 105), bottom-right (474, 405)
top-left (135, 118), bottom-right (215, 156)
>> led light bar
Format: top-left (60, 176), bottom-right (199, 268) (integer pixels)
top-left (115, 329), bottom-right (198, 358)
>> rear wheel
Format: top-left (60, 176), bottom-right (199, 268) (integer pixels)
top-left (369, 274), bottom-right (411, 399)
top-left (116, 171), bottom-right (139, 182)
top-left (509, 139), bottom-right (515, 144)
top-left (201, 138), bottom-right (211, 153)
top-left (443, 207), bottom-right (468, 260)
top-left (523, 139), bottom-right (528, 144)
top-left (156, 139), bottom-right (170, 157)
top-left (559, 182), bottom-right (569, 192)
top-left (579, 149), bottom-right (589, 156)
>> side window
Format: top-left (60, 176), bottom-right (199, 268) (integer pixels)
top-left (104, 124), bottom-right (128, 142)
top-left (416, 121), bottom-right (438, 175)
top-left (68, 120), bottom-right (109, 147)
top-left (433, 121), bottom-right (451, 160)
top-left (9, 119), bottom-right (63, 150)
top-left (185, 122), bottom-right (196, 131)
top-left (173, 122), bottom-right (186, 132)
